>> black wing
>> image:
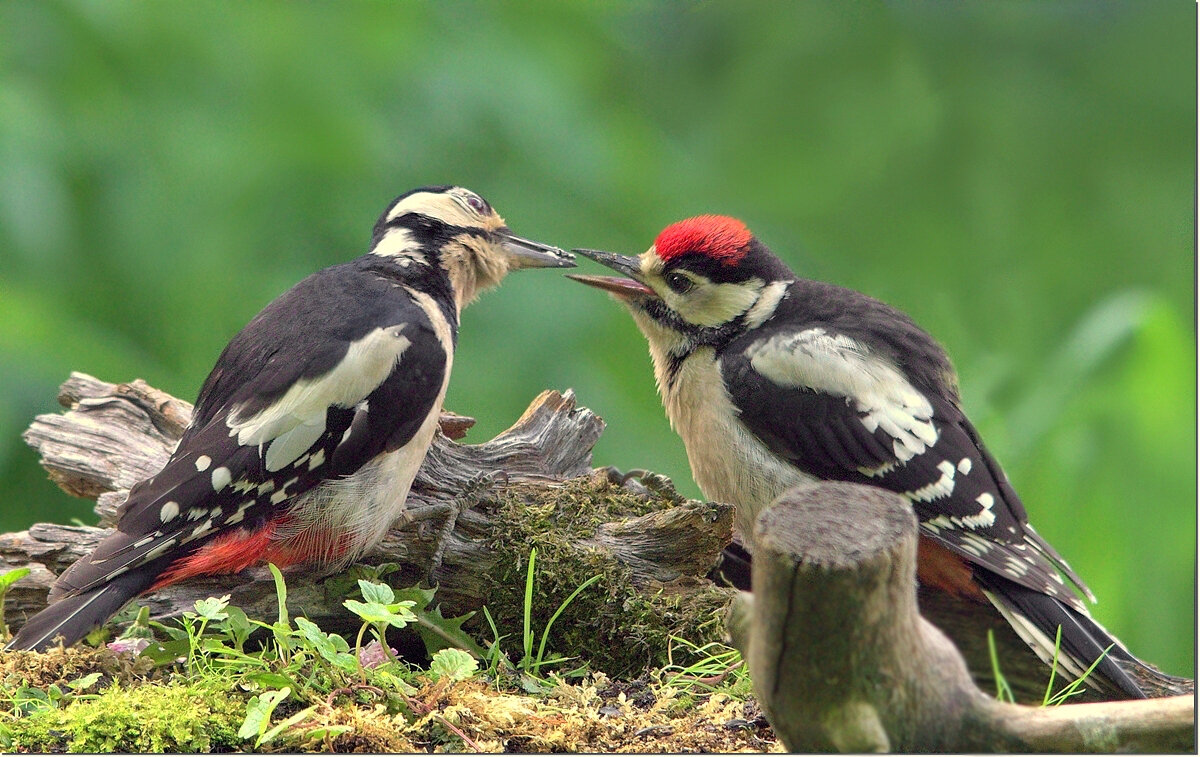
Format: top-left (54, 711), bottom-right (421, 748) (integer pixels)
top-left (52, 265), bottom-right (450, 599)
top-left (721, 322), bottom-right (1090, 612)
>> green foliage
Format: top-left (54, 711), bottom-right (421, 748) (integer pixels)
top-left (479, 479), bottom-right (736, 678)
top-left (3, 680), bottom-right (246, 752)
top-left (0, 566), bottom-right (30, 639)
top-left (429, 648), bottom-right (479, 683)
top-left (0, 0), bottom-right (1191, 676)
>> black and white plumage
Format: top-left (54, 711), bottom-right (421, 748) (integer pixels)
top-left (7, 185), bottom-right (573, 652)
top-left (569, 214), bottom-right (1167, 700)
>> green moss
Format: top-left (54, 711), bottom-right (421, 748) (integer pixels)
top-left (483, 476), bottom-right (737, 676)
top-left (5, 678), bottom-right (245, 753)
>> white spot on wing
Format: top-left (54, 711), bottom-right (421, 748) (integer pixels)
top-left (307, 448), bottom-right (326, 471)
top-left (957, 457), bottom-right (972, 475)
top-left (906, 462), bottom-right (956, 502)
top-left (194, 455), bottom-right (211, 472)
top-left (159, 501), bottom-right (179, 522)
top-left (212, 466), bottom-right (232, 491)
top-left (189, 520), bottom-right (212, 540)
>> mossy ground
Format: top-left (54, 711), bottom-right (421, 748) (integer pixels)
top-left (481, 475), bottom-right (737, 677)
top-left (0, 645), bottom-right (777, 752)
top-left (0, 475), bottom-right (767, 752)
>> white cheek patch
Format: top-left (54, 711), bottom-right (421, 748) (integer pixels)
top-left (228, 325), bottom-right (412, 472)
top-left (671, 278), bottom-right (763, 328)
top-left (749, 327), bottom-right (940, 462)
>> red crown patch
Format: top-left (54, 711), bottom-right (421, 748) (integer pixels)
top-left (653, 215), bottom-right (752, 265)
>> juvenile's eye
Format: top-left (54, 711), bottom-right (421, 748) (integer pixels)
top-left (665, 272), bottom-right (694, 294)
top-left (465, 194), bottom-right (488, 214)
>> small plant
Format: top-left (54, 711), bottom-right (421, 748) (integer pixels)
top-left (479, 547), bottom-right (600, 691)
top-left (343, 578), bottom-right (418, 669)
top-left (1041, 626), bottom-right (1114, 706)
top-left (987, 626), bottom-right (1112, 706)
top-left (987, 629), bottom-right (1017, 703)
top-left (659, 636), bottom-right (749, 696)
top-left (0, 567), bottom-right (30, 641)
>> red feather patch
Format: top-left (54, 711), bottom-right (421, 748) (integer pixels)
top-left (148, 517), bottom-right (350, 591)
top-left (653, 215), bottom-right (752, 265)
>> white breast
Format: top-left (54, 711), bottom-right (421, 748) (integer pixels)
top-left (657, 347), bottom-right (812, 545)
top-left (272, 286), bottom-right (457, 565)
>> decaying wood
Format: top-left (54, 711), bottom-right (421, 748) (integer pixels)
top-left (5, 373), bottom-right (733, 652)
top-left (727, 481), bottom-right (1195, 753)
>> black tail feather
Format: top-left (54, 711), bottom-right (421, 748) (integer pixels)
top-left (5, 569), bottom-right (156, 652)
top-left (975, 573), bottom-right (1148, 699)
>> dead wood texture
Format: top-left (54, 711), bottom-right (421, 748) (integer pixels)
top-left (4, 373), bottom-right (733, 662)
top-left (727, 481), bottom-right (1195, 753)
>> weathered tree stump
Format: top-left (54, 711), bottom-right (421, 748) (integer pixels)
top-left (727, 481), bottom-right (1195, 752)
top-left (3, 374), bottom-right (735, 673)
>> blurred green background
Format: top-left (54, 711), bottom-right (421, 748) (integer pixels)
top-left (0, 1), bottom-right (1193, 675)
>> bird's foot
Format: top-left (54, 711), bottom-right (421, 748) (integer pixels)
top-left (416, 470), bottom-right (508, 588)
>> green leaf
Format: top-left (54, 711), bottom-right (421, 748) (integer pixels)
top-left (0, 567), bottom-right (30, 591)
top-left (258, 704), bottom-right (316, 747)
top-left (216, 605), bottom-right (253, 649)
top-left (238, 687), bottom-right (290, 743)
top-left (193, 594), bottom-right (230, 621)
top-left (268, 563), bottom-right (289, 627)
top-left (430, 648), bottom-right (478, 682)
top-left (245, 672), bottom-right (298, 691)
top-left (140, 638), bottom-right (191, 666)
top-left (413, 604), bottom-right (486, 658)
top-left (304, 725), bottom-right (354, 744)
top-left (295, 616), bottom-right (357, 672)
top-left (358, 579), bottom-right (396, 604)
top-left (343, 599), bottom-right (416, 628)
top-left (65, 672), bottom-right (103, 692)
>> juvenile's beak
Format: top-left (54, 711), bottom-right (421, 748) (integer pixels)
top-left (501, 231), bottom-right (576, 269)
top-left (567, 248), bottom-right (657, 298)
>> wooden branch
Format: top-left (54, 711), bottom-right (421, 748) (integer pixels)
top-left (5, 374), bottom-right (734, 663)
top-left (727, 481), bottom-right (1195, 753)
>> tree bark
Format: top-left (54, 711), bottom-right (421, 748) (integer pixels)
top-left (727, 481), bottom-right (1195, 753)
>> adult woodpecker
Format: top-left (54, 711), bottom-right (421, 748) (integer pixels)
top-left (7, 185), bottom-right (574, 652)
top-left (568, 214), bottom-right (1162, 700)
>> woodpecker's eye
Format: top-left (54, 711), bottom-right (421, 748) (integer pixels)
top-left (464, 194), bottom-right (488, 214)
top-left (665, 272), bottom-right (694, 294)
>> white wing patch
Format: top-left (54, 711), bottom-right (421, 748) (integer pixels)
top-left (227, 325), bottom-right (413, 472)
top-left (747, 327), bottom-right (939, 462)
top-left (906, 459), bottom-right (957, 502)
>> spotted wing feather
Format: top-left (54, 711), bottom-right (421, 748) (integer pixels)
top-left (49, 265), bottom-right (449, 601)
top-left (721, 322), bottom-right (1090, 612)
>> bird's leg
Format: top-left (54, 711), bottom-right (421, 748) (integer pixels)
top-left (407, 470), bottom-right (508, 587)
top-left (595, 466), bottom-right (681, 502)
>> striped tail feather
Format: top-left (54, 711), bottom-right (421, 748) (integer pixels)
top-left (5, 568), bottom-right (157, 652)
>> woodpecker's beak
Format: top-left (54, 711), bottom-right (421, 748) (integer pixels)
top-left (566, 248), bottom-right (657, 299)
top-left (500, 231), bottom-right (576, 270)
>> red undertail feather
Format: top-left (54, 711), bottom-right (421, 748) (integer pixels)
top-left (916, 536), bottom-right (987, 603)
top-left (149, 518), bottom-right (350, 591)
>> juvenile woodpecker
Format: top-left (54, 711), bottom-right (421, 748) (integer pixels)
top-left (8, 185), bottom-right (574, 652)
top-left (569, 214), bottom-right (1160, 699)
